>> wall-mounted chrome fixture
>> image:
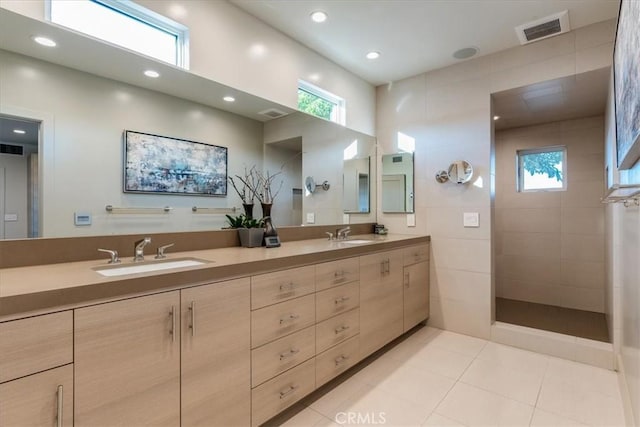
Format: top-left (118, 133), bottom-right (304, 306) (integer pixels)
top-left (305, 176), bottom-right (330, 194)
top-left (435, 160), bottom-right (474, 184)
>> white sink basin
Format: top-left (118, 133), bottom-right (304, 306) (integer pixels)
top-left (94, 257), bottom-right (209, 277)
top-left (338, 239), bottom-right (373, 245)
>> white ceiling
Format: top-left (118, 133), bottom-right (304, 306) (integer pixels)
top-left (231, 0), bottom-right (620, 85)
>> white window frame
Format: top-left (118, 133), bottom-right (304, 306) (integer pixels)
top-left (46, 0), bottom-right (190, 69)
top-left (298, 80), bottom-right (346, 125)
top-left (517, 145), bottom-right (567, 192)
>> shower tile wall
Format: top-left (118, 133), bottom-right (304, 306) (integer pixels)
top-left (495, 116), bottom-right (605, 312)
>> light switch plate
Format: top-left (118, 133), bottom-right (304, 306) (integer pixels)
top-left (343, 214), bottom-right (350, 224)
top-left (463, 212), bottom-right (480, 227)
top-left (4, 213), bottom-right (17, 222)
top-left (407, 214), bottom-right (416, 227)
top-left (306, 212), bottom-right (315, 224)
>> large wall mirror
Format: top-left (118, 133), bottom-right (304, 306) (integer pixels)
top-left (0, 8), bottom-right (376, 239)
top-left (381, 152), bottom-right (414, 213)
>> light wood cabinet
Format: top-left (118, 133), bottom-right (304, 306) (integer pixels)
top-left (0, 311), bottom-right (72, 383)
top-left (316, 281), bottom-right (359, 322)
top-left (315, 257), bottom-right (359, 291)
top-left (251, 326), bottom-right (315, 388)
top-left (251, 358), bottom-right (315, 427)
top-left (403, 261), bottom-right (430, 331)
top-left (316, 336), bottom-right (359, 387)
top-left (251, 266), bottom-right (315, 310)
top-left (74, 291), bottom-right (181, 426)
top-left (251, 294), bottom-right (316, 348)
top-left (0, 364), bottom-right (73, 427)
top-left (359, 249), bottom-right (404, 357)
top-left (181, 279), bottom-right (251, 427)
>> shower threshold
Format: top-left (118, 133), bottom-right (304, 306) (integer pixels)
top-left (496, 297), bottom-right (610, 343)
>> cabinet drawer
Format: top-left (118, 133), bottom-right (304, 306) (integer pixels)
top-left (0, 364), bottom-right (74, 427)
top-left (251, 266), bottom-right (315, 310)
top-left (0, 311), bottom-right (73, 383)
top-left (251, 358), bottom-right (315, 427)
top-left (316, 281), bottom-right (359, 322)
top-left (403, 244), bottom-right (429, 266)
top-left (251, 294), bottom-right (315, 348)
top-left (316, 257), bottom-right (359, 292)
top-left (316, 308), bottom-right (359, 354)
top-left (316, 336), bottom-right (359, 387)
top-left (251, 326), bottom-right (315, 387)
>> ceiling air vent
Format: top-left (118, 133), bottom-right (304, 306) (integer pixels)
top-left (515, 10), bottom-right (570, 45)
top-left (0, 143), bottom-right (24, 156)
top-left (259, 108), bottom-right (289, 119)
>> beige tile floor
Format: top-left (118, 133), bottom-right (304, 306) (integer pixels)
top-left (266, 326), bottom-right (626, 427)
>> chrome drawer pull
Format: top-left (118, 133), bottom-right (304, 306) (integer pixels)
top-left (335, 355), bottom-right (350, 366)
top-left (189, 301), bottom-right (196, 337)
top-left (279, 314), bottom-right (300, 324)
top-left (279, 282), bottom-right (295, 292)
top-left (56, 385), bottom-right (63, 427)
top-left (334, 270), bottom-right (345, 277)
top-left (404, 272), bottom-right (410, 288)
top-left (279, 384), bottom-right (299, 399)
top-left (169, 306), bottom-right (176, 343)
top-left (279, 348), bottom-right (300, 360)
top-left (334, 296), bottom-right (350, 304)
top-left (334, 325), bottom-right (350, 334)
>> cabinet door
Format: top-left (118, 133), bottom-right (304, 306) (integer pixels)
top-left (181, 279), bottom-right (251, 427)
top-left (359, 250), bottom-right (403, 357)
top-left (0, 364), bottom-right (73, 427)
top-left (74, 291), bottom-right (180, 426)
top-left (403, 261), bottom-right (430, 331)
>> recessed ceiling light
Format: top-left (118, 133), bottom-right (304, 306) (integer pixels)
top-left (223, 96), bottom-right (235, 102)
top-left (366, 51), bottom-right (380, 60)
top-left (144, 70), bottom-right (160, 78)
top-left (493, 115), bottom-right (500, 121)
top-left (13, 129), bottom-right (26, 134)
top-left (32, 36), bottom-right (57, 47)
top-left (453, 46), bottom-right (479, 59)
top-left (310, 11), bottom-right (327, 23)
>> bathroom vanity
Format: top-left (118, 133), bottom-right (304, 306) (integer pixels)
top-left (0, 234), bottom-right (429, 426)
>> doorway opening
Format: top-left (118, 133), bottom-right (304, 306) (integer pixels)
top-left (491, 68), bottom-right (611, 343)
top-left (0, 115), bottom-right (40, 239)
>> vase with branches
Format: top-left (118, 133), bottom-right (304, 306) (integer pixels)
top-left (228, 166), bottom-right (261, 218)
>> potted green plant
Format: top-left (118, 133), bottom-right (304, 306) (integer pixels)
top-left (225, 214), bottom-right (265, 248)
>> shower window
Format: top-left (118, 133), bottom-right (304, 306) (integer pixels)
top-left (517, 146), bottom-right (566, 192)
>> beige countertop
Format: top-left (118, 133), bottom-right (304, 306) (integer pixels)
top-left (0, 234), bottom-right (429, 319)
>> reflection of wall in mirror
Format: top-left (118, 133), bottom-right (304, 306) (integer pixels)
top-left (382, 175), bottom-right (406, 212)
top-left (0, 50), bottom-right (264, 237)
top-left (381, 153), bottom-right (413, 213)
top-left (343, 157), bottom-right (369, 213)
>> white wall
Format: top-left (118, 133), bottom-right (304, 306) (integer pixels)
top-left (495, 117), bottom-right (606, 313)
top-left (0, 0), bottom-right (376, 136)
top-left (0, 50), bottom-right (264, 236)
top-left (604, 67), bottom-right (640, 426)
top-left (376, 19), bottom-right (616, 339)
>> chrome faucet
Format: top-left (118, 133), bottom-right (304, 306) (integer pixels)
top-left (133, 237), bottom-right (151, 262)
top-left (336, 226), bottom-right (351, 240)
